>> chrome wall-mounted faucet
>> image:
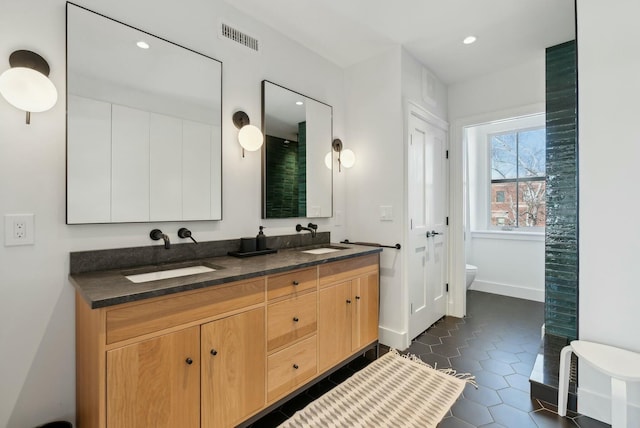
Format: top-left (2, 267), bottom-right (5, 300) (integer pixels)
top-left (296, 223), bottom-right (317, 238)
top-left (150, 229), bottom-right (171, 249)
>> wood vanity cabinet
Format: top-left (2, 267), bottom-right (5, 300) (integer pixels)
top-left (75, 253), bottom-right (379, 428)
top-left (318, 254), bottom-right (379, 372)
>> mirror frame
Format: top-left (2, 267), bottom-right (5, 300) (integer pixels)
top-left (261, 80), bottom-right (333, 219)
top-left (65, 2), bottom-right (223, 224)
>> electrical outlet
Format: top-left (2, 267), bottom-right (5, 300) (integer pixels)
top-left (5, 214), bottom-right (35, 246)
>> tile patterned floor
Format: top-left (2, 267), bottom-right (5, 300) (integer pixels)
top-left (249, 291), bottom-right (610, 427)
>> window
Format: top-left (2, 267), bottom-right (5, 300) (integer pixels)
top-left (490, 128), bottom-right (545, 229)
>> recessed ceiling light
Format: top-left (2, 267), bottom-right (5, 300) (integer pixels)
top-left (296, 101), bottom-right (303, 105)
top-left (463, 36), bottom-right (477, 45)
top-left (136, 41), bottom-right (150, 49)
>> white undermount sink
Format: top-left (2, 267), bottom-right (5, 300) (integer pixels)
top-left (125, 265), bottom-right (216, 283)
top-left (301, 247), bottom-right (344, 255)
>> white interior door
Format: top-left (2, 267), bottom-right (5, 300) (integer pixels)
top-left (408, 110), bottom-right (448, 340)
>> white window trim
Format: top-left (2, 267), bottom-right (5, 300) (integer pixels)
top-left (471, 230), bottom-right (544, 242)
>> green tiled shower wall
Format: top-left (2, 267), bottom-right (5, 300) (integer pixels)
top-left (545, 40), bottom-right (578, 340)
top-left (265, 128), bottom-right (306, 218)
top-left (297, 122), bottom-right (307, 215)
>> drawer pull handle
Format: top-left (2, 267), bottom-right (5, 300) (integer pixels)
top-left (356, 296), bottom-right (361, 300)
top-left (346, 299), bottom-right (352, 304)
top-left (210, 349), bottom-right (218, 356)
top-left (185, 357), bottom-right (193, 365)
top-left (293, 364), bottom-right (299, 369)
top-left (292, 280), bottom-right (299, 286)
top-left (293, 317), bottom-right (299, 322)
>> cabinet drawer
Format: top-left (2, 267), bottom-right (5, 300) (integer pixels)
top-left (267, 335), bottom-right (317, 402)
top-left (319, 254), bottom-right (378, 288)
top-left (106, 278), bottom-right (265, 344)
top-left (267, 267), bottom-right (316, 300)
top-left (267, 292), bottom-right (317, 351)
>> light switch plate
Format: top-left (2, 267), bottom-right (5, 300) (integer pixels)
top-left (380, 205), bottom-right (393, 221)
top-left (5, 214), bottom-right (35, 246)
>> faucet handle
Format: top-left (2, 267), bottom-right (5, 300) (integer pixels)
top-left (178, 227), bottom-right (198, 244)
top-left (150, 229), bottom-right (164, 241)
top-left (307, 222), bottom-right (318, 230)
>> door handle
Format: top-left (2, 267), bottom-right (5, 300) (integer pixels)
top-left (426, 231), bottom-right (431, 238)
top-left (431, 230), bottom-right (441, 236)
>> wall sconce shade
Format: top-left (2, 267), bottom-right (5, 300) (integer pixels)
top-left (331, 138), bottom-right (356, 172)
top-left (233, 110), bottom-right (264, 157)
top-left (0, 50), bottom-right (58, 124)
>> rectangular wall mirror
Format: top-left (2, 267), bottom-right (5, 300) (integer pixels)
top-left (66, 3), bottom-right (222, 224)
top-left (261, 81), bottom-right (332, 219)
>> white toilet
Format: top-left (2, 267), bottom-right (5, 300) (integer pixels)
top-left (465, 264), bottom-right (477, 289)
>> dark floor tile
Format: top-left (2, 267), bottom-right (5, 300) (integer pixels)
top-left (466, 338), bottom-right (498, 351)
top-left (493, 340), bottom-right (525, 353)
top-left (328, 364), bottom-right (355, 384)
top-left (428, 325), bottom-right (454, 338)
top-left (516, 351), bottom-right (538, 364)
top-left (437, 416), bottom-right (476, 428)
top-left (418, 351), bottom-right (452, 369)
top-left (478, 424), bottom-right (508, 428)
top-left (489, 403), bottom-right (537, 428)
top-left (249, 410), bottom-right (290, 428)
top-left (497, 387), bottom-right (541, 412)
top-left (432, 342), bottom-right (463, 358)
top-left (479, 358), bottom-right (515, 376)
top-left (462, 383), bottom-right (502, 407)
top-left (529, 409), bottom-right (576, 427)
top-left (450, 356), bottom-right (483, 373)
top-left (279, 392), bottom-right (315, 417)
top-left (511, 360), bottom-right (535, 376)
top-left (451, 397), bottom-right (494, 426)
top-left (521, 341), bottom-right (543, 354)
top-left (474, 370), bottom-right (510, 390)
top-left (487, 349), bottom-right (521, 364)
top-left (305, 378), bottom-right (336, 399)
top-left (504, 373), bottom-right (531, 392)
top-left (462, 346), bottom-right (492, 362)
top-left (408, 340), bottom-right (433, 355)
top-left (572, 414), bottom-right (611, 428)
top-left (441, 334), bottom-right (471, 347)
top-left (415, 332), bottom-right (442, 345)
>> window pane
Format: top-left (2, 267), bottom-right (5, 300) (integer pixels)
top-left (517, 129), bottom-right (545, 178)
top-left (491, 133), bottom-right (517, 179)
top-left (490, 182), bottom-right (517, 227)
top-left (518, 180), bottom-right (546, 227)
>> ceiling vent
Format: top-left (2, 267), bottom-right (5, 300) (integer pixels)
top-left (220, 22), bottom-right (259, 52)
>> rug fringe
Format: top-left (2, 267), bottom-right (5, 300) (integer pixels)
top-left (390, 348), bottom-right (478, 388)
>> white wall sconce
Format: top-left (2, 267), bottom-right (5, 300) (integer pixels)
top-left (0, 50), bottom-right (58, 124)
top-left (329, 138), bottom-right (355, 172)
top-left (232, 110), bottom-right (264, 157)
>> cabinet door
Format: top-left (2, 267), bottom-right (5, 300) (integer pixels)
top-left (353, 272), bottom-right (379, 350)
top-left (201, 308), bottom-right (266, 428)
top-left (106, 326), bottom-right (200, 428)
top-left (318, 281), bottom-right (352, 372)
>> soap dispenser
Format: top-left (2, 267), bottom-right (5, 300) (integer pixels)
top-left (256, 226), bottom-right (267, 250)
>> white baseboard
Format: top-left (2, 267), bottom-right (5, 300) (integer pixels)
top-left (469, 280), bottom-right (544, 302)
top-left (578, 386), bottom-right (640, 425)
top-left (378, 326), bottom-right (409, 351)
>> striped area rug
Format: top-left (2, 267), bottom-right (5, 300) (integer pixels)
top-left (279, 349), bottom-right (475, 428)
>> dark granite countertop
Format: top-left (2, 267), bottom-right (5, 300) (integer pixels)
top-left (70, 243), bottom-right (381, 309)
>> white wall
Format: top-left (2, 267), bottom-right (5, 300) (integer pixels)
top-left (344, 47), bottom-right (448, 349)
top-left (577, 0), bottom-right (640, 423)
top-left (0, 1), bottom-right (347, 426)
top-left (448, 54), bottom-right (546, 315)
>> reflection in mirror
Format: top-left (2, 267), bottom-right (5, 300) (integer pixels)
top-left (262, 81), bottom-right (332, 219)
top-left (66, 3), bottom-right (222, 224)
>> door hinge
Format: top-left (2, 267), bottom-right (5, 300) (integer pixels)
top-left (446, 283), bottom-right (449, 292)
top-left (410, 218), bottom-right (413, 230)
top-left (446, 216), bottom-right (449, 226)
top-left (446, 150), bottom-right (449, 159)
top-left (410, 303), bottom-right (413, 314)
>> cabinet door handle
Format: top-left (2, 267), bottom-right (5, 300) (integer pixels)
top-left (185, 357), bottom-right (193, 365)
top-left (355, 296), bottom-right (361, 300)
top-left (293, 317), bottom-right (299, 322)
top-left (292, 280), bottom-right (299, 286)
top-left (210, 349), bottom-right (218, 356)
top-left (346, 299), bottom-right (352, 304)
top-left (293, 364), bottom-right (299, 369)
